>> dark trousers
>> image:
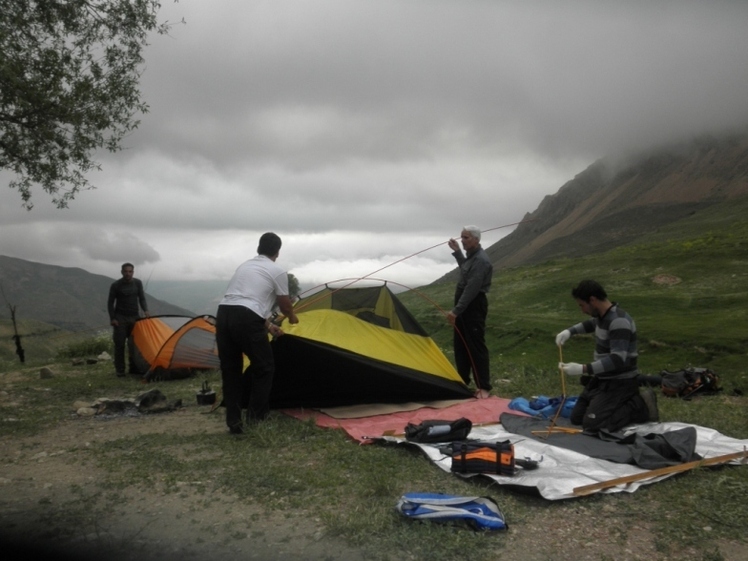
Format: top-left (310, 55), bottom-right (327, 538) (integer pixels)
top-left (453, 292), bottom-right (491, 391)
top-left (215, 305), bottom-right (275, 429)
top-left (112, 315), bottom-right (139, 374)
top-left (570, 376), bottom-right (648, 433)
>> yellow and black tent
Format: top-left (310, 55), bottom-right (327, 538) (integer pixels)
top-left (269, 284), bottom-right (472, 408)
top-left (130, 315), bottom-right (220, 380)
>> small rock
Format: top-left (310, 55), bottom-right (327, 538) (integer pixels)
top-left (40, 367), bottom-right (54, 379)
top-left (98, 351), bottom-right (111, 361)
top-left (72, 358), bottom-right (85, 365)
top-left (77, 407), bottom-right (97, 417)
top-left (72, 400), bottom-right (91, 411)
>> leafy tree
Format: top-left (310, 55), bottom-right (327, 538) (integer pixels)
top-left (288, 273), bottom-right (301, 298)
top-left (0, 0), bottom-right (180, 209)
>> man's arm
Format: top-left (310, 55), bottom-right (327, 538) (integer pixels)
top-left (276, 295), bottom-right (298, 324)
top-left (587, 316), bottom-right (634, 376)
top-left (136, 279), bottom-right (150, 317)
top-left (107, 283), bottom-right (117, 323)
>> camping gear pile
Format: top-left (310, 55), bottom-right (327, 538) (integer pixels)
top-left (660, 367), bottom-right (721, 398)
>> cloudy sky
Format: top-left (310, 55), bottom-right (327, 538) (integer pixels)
top-left (2, 0), bottom-right (748, 290)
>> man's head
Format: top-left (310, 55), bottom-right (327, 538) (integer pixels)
top-left (460, 225), bottom-right (481, 251)
top-left (258, 232), bottom-right (282, 259)
top-left (571, 280), bottom-right (610, 317)
top-left (121, 263), bottom-right (134, 282)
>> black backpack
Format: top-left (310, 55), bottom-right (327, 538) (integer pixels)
top-left (404, 418), bottom-right (472, 443)
top-left (660, 367), bottom-right (721, 399)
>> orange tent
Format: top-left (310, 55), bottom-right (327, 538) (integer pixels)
top-left (130, 315), bottom-right (220, 380)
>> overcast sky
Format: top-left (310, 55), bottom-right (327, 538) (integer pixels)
top-left (2, 0), bottom-right (748, 291)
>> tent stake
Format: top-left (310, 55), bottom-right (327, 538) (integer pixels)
top-left (573, 448), bottom-right (748, 496)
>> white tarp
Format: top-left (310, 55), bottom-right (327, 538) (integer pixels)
top-left (383, 421), bottom-right (748, 501)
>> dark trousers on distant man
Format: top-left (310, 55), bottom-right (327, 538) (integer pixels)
top-left (112, 314), bottom-right (140, 375)
top-left (215, 304), bottom-right (275, 431)
top-left (453, 292), bottom-right (491, 391)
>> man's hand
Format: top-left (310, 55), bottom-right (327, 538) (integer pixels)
top-left (447, 311), bottom-right (457, 326)
top-left (559, 362), bottom-right (584, 376)
top-left (448, 238), bottom-right (460, 252)
top-left (555, 330), bottom-right (571, 346)
top-left (110, 319), bottom-right (119, 327)
top-left (287, 312), bottom-right (299, 324)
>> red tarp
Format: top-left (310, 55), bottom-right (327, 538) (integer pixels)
top-left (282, 396), bottom-right (518, 443)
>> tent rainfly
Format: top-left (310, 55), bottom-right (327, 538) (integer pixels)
top-left (269, 284), bottom-right (472, 408)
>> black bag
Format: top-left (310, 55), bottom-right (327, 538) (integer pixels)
top-left (660, 367), bottom-right (721, 399)
top-left (404, 418), bottom-right (472, 443)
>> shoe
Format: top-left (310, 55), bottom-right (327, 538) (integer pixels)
top-left (641, 386), bottom-right (659, 422)
top-left (115, 371), bottom-right (126, 377)
top-left (228, 425), bottom-right (243, 435)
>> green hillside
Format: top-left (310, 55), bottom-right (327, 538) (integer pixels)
top-left (401, 195), bottom-right (748, 401)
top-left (0, 318), bottom-right (107, 364)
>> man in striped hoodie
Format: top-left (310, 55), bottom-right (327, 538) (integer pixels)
top-left (555, 280), bottom-right (658, 433)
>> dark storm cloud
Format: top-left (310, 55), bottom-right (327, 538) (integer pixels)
top-left (2, 1), bottom-right (747, 283)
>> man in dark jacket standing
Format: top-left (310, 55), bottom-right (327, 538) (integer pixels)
top-left (447, 226), bottom-right (493, 398)
top-left (107, 263), bottom-right (149, 376)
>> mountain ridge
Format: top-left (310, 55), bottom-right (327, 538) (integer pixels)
top-left (0, 255), bottom-right (195, 333)
top-left (439, 133), bottom-right (748, 283)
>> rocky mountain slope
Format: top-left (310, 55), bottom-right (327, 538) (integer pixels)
top-left (441, 133), bottom-right (748, 281)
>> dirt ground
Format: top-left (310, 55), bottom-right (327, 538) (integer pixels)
top-left (0, 404), bottom-right (372, 561)
top-left (1, 385), bottom-right (746, 561)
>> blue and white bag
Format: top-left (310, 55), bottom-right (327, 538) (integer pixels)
top-left (396, 493), bottom-right (508, 531)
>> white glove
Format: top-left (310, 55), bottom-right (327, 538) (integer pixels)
top-left (555, 330), bottom-right (571, 346)
top-left (559, 362), bottom-right (584, 376)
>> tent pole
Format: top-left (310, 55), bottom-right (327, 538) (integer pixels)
top-left (573, 448), bottom-right (748, 496)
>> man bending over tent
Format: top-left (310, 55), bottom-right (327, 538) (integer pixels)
top-left (556, 279), bottom-right (658, 433)
top-left (216, 232), bottom-right (299, 435)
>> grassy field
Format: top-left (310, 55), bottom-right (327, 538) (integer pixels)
top-left (1, 198), bottom-right (747, 560)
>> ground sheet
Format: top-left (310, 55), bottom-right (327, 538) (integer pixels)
top-left (282, 397), bottom-right (748, 500)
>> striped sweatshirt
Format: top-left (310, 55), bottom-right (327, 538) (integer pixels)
top-left (568, 303), bottom-right (638, 379)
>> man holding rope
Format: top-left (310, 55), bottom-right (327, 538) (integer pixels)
top-left (447, 226), bottom-right (493, 398)
top-left (556, 279), bottom-right (658, 432)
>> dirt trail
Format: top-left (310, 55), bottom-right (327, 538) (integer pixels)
top-left (0, 406), bottom-right (368, 561)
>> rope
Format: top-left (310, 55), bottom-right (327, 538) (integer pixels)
top-left (286, 220), bottom-right (535, 392)
top-left (537, 345), bottom-right (568, 439)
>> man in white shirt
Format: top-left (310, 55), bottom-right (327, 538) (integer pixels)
top-left (216, 232), bottom-right (299, 434)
